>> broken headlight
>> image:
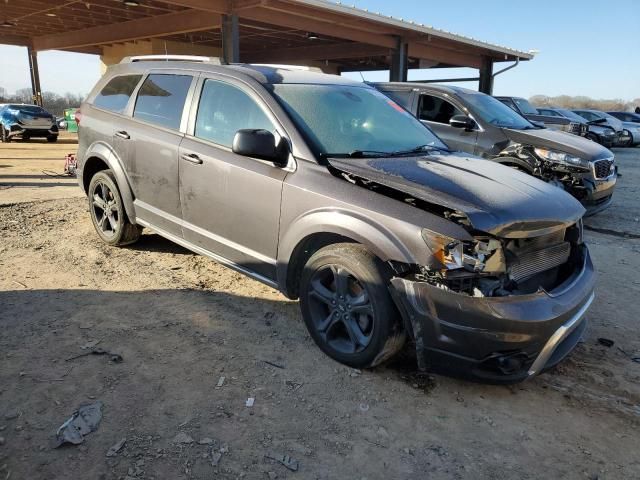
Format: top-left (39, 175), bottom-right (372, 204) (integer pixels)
top-left (421, 229), bottom-right (506, 274)
top-left (533, 148), bottom-right (590, 169)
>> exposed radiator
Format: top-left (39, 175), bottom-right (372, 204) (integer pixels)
top-left (509, 242), bottom-right (571, 282)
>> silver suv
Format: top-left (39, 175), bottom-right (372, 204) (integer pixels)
top-left (77, 56), bottom-right (595, 382)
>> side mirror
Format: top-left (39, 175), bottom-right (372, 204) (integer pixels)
top-left (232, 129), bottom-right (289, 167)
top-left (449, 115), bottom-right (475, 130)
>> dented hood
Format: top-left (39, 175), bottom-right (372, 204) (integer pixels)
top-left (503, 127), bottom-right (613, 161)
top-left (328, 153), bottom-right (585, 238)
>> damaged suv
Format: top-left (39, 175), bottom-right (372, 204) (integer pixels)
top-left (77, 57), bottom-right (595, 382)
top-left (374, 84), bottom-right (616, 215)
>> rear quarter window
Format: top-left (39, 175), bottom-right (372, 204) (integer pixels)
top-left (133, 74), bottom-right (193, 130)
top-left (93, 75), bottom-right (142, 113)
top-left (380, 89), bottom-right (412, 109)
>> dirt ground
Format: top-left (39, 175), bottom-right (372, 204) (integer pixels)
top-left (1, 133), bottom-right (639, 480)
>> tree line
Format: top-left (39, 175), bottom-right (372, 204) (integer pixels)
top-left (529, 95), bottom-right (640, 112)
top-left (0, 87), bottom-right (84, 116)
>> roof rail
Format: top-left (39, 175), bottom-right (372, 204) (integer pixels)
top-left (120, 55), bottom-right (222, 64)
top-left (250, 63), bottom-right (323, 73)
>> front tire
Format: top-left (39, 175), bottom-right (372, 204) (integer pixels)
top-left (88, 170), bottom-right (142, 246)
top-left (299, 243), bottom-right (405, 369)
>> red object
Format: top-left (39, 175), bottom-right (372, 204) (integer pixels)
top-left (74, 109), bottom-right (82, 125)
top-left (64, 153), bottom-right (78, 176)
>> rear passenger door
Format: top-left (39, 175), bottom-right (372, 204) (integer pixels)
top-left (125, 71), bottom-right (197, 237)
top-left (417, 93), bottom-right (477, 154)
top-left (178, 76), bottom-right (288, 282)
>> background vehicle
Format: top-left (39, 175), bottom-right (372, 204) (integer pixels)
top-left (605, 111), bottom-right (640, 146)
top-left (496, 96), bottom-right (587, 137)
top-left (572, 109), bottom-right (631, 146)
top-left (76, 57), bottom-right (594, 382)
top-left (538, 107), bottom-right (616, 147)
top-left (0, 104), bottom-right (58, 142)
top-left (375, 83), bottom-right (616, 215)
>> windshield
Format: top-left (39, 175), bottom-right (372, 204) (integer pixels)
top-left (459, 92), bottom-right (534, 130)
top-left (271, 84), bottom-right (448, 156)
top-left (513, 98), bottom-right (538, 115)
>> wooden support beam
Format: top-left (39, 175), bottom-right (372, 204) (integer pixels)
top-left (32, 9), bottom-right (222, 51)
top-left (0, 35), bottom-right (31, 47)
top-left (408, 43), bottom-right (482, 69)
top-left (238, 7), bottom-right (397, 48)
top-left (244, 42), bottom-right (390, 63)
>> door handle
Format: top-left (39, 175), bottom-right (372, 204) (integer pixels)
top-left (181, 153), bottom-right (203, 165)
top-left (115, 130), bottom-right (130, 139)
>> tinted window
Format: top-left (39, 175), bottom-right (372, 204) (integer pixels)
top-left (133, 74), bottom-right (192, 130)
top-left (380, 89), bottom-right (412, 109)
top-left (272, 84), bottom-right (447, 155)
top-left (539, 109), bottom-right (561, 117)
top-left (418, 95), bottom-right (463, 124)
top-left (195, 79), bottom-right (274, 147)
top-left (93, 75), bottom-right (142, 113)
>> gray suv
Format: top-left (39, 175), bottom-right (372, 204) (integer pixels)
top-left (77, 57), bottom-right (595, 382)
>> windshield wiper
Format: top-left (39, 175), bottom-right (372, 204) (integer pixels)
top-left (392, 144), bottom-right (452, 155)
top-left (321, 150), bottom-right (391, 159)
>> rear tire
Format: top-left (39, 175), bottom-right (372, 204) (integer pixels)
top-left (88, 169), bottom-right (142, 246)
top-left (46, 135), bottom-right (57, 143)
top-left (299, 243), bottom-right (405, 369)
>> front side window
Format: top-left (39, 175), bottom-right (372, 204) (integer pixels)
top-left (133, 74), bottom-right (192, 130)
top-left (418, 95), bottom-right (463, 124)
top-left (195, 79), bottom-right (275, 147)
top-left (461, 92), bottom-right (533, 130)
top-left (93, 75), bottom-right (142, 113)
top-left (272, 84), bottom-right (447, 155)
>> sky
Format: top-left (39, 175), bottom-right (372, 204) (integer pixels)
top-left (1, 0), bottom-right (638, 100)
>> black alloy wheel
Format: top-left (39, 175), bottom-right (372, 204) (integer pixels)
top-left (299, 243), bottom-right (405, 369)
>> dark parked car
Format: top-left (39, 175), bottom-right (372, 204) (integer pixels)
top-left (496, 96), bottom-right (587, 137)
top-left (0, 104), bottom-right (58, 142)
top-left (76, 56), bottom-right (595, 382)
top-left (537, 107), bottom-right (617, 148)
top-left (572, 109), bottom-right (632, 146)
top-left (374, 83), bottom-right (616, 215)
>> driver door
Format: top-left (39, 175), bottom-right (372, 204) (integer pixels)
top-left (417, 93), bottom-right (477, 154)
top-left (179, 76), bottom-right (288, 282)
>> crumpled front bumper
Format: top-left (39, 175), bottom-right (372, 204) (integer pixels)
top-left (390, 245), bottom-right (596, 383)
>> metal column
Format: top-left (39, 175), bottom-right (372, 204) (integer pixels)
top-left (27, 46), bottom-right (43, 106)
top-left (389, 37), bottom-right (408, 82)
top-left (478, 56), bottom-right (494, 94)
top-left (221, 14), bottom-right (239, 64)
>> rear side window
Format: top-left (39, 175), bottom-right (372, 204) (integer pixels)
top-left (133, 74), bottom-right (192, 130)
top-left (93, 75), bottom-right (142, 113)
top-left (194, 79), bottom-right (275, 147)
top-left (418, 94), bottom-right (463, 124)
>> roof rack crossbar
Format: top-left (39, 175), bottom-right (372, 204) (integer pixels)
top-left (120, 55), bottom-right (222, 64)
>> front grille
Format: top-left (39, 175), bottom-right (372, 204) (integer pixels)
top-left (593, 159), bottom-right (614, 179)
top-left (509, 242), bottom-right (571, 282)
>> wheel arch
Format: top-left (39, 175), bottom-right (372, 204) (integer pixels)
top-left (277, 209), bottom-right (417, 299)
top-left (81, 142), bottom-right (136, 223)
